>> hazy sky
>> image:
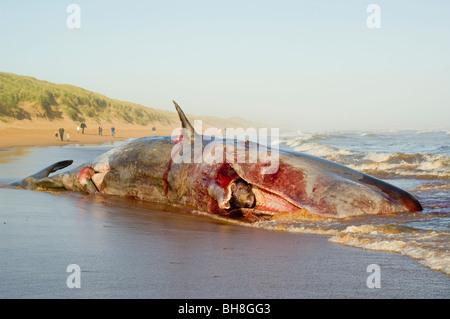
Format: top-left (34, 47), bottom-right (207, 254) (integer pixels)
top-left (1, 0), bottom-right (449, 132)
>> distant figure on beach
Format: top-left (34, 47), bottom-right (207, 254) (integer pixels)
top-left (152, 126), bottom-right (156, 136)
top-left (59, 128), bottom-right (65, 141)
top-left (98, 126), bottom-right (102, 136)
top-left (80, 122), bottom-right (87, 134)
top-left (55, 131), bottom-right (58, 138)
top-left (66, 132), bottom-right (70, 141)
top-left (111, 126), bottom-right (115, 137)
top-left (77, 126), bottom-right (80, 134)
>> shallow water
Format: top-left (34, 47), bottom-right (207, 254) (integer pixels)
top-left (0, 137), bottom-right (449, 298)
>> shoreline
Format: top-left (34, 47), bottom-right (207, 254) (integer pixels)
top-left (0, 121), bottom-right (177, 150)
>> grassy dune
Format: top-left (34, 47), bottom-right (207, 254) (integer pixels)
top-left (0, 71), bottom-right (178, 126)
top-left (0, 71), bottom-right (259, 129)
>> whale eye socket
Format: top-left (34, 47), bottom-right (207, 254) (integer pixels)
top-left (229, 179), bottom-right (256, 209)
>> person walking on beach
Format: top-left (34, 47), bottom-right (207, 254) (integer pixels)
top-left (80, 122), bottom-right (87, 134)
top-left (66, 132), bottom-right (70, 141)
top-left (111, 126), bottom-right (115, 137)
top-left (152, 126), bottom-right (156, 136)
top-left (59, 128), bottom-right (65, 141)
top-left (77, 126), bottom-right (80, 134)
top-left (98, 126), bottom-right (103, 136)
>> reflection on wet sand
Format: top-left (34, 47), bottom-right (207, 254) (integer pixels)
top-left (0, 147), bottom-right (32, 164)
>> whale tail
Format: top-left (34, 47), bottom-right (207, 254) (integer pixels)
top-left (10, 160), bottom-right (73, 188)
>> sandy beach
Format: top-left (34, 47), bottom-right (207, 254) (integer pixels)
top-left (0, 119), bottom-right (176, 149)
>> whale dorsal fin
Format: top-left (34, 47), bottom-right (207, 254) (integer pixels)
top-left (173, 100), bottom-right (198, 142)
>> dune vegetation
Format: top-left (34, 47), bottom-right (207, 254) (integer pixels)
top-left (0, 71), bottom-right (180, 126)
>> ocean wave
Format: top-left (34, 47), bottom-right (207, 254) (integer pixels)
top-left (329, 225), bottom-right (450, 275)
top-left (293, 142), bottom-right (358, 159)
top-left (361, 132), bottom-right (377, 137)
top-left (280, 131), bottom-right (330, 147)
top-left (415, 129), bottom-right (450, 134)
top-left (281, 140), bottom-right (450, 179)
top-left (347, 152), bottom-right (450, 179)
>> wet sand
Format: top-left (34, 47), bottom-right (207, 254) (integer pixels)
top-left (0, 144), bottom-right (449, 299)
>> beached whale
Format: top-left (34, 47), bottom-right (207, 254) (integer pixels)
top-left (11, 101), bottom-right (422, 221)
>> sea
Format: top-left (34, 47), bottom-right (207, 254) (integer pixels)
top-left (233, 129), bottom-right (450, 276)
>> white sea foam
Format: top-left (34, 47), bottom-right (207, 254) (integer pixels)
top-left (328, 225), bottom-right (450, 275)
top-left (350, 153), bottom-right (450, 179)
top-left (361, 132), bottom-right (377, 137)
top-left (293, 142), bottom-right (357, 159)
top-left (264, 220), bottom-right (450, 275)
top-left (362, 152), bottom-right (392, 163)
